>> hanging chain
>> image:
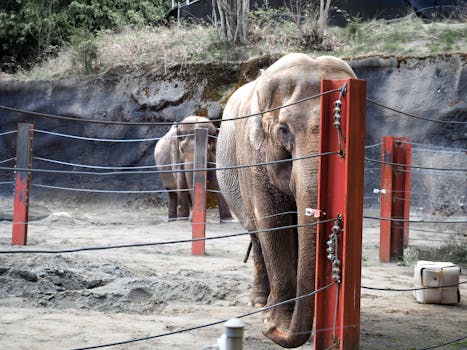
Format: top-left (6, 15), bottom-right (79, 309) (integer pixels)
top-left (326, 214), bottom-right (344, 346)
top-left (326, 214), bottom-right (343, 282)
top-left (334, 83), bottom-right (347, 158)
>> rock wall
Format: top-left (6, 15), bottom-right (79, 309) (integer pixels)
top-left (349, 55), bottom-right (466, 218)
top-left (0, 55), bottom-right (465, 213)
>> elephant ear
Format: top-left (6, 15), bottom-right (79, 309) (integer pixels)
top-left (249, 90), bottom-right (265, 151)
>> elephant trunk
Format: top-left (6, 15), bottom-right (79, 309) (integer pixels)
top-left (265, 159), bottom-right (317, 348)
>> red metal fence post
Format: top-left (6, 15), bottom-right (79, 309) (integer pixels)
top-left (191, 127), bottom-right (208, 256)
top-left (315, 79), bottom-right (366, 350)
top-left (402, 140), bottom-right (411, 248)
top-left (379, 136), bottom-right (411, 262)
top-left (12, 123), bottom-right (34, 245)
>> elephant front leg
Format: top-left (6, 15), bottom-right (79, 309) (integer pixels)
top-left (167, 191), bottom-right (178, 221)
top-left (249, 233), bottom-right (269, 307)
top-left (258, 219), bottom-right (298, 336)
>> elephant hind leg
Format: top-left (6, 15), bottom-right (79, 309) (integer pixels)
top-left (167, 191), bottom-right (178, 221)
top-left (216, 193), bottom-right (233, 222)
top-left (177, 190), bottom-right (191, 220)
top-left (249, 234), bottom-right (270, 307)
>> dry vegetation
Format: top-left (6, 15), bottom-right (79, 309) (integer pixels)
top-left (6, 14), bottom-right (467, 80)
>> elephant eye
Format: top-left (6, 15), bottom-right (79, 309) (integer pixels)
top-left (276, 124), bottom-right (293, 151)
top-left (277, 125), bottom-right (289, 137)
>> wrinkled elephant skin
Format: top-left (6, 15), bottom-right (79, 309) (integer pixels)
top-left (216, 54), bottom-right (356, 348)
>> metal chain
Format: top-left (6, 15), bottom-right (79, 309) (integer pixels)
top-left (333, 83), bottom-right (347, 158)
top-left (327, 214), bottom-right (343, 282)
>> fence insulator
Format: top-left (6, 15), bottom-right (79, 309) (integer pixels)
top-left (192, 128), bottom-right (208, 256)
top-left (225, 318), bottom-right (245, 350)
top-left (12, 123), bottom-right (34, 245)
top-left (315, 79), bottom-right (366, 350)
top-left (380, 136), bottom-right (412, 263)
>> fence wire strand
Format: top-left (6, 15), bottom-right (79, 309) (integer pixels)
top-left (67, 282), bottom-right (337, 350)
top-left (0, 151), bottom-right (340, 176)
top-left (0, 88), bottom-right (340, 126)
top-left (0, 157), bottom-right (15, 165)
top-left (34, 129), bottom-right (164, 142)
top-left (33, 156), bottom-right (184, 170)
top-left (0, 218), bottom-right (335, 254)
top-left (365, 158), bottom-right (467, 172)
top-left (367, 98), bottom-right (467, 124)
top-left (30, 183), bottom-right (191, 194)
top-left (0, 130), bottom-right (18, 136)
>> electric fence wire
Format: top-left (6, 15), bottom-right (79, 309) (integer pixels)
top-left (0, 208), bottom-right (300, 227)
top-left (0, 157), bottom-right (15, 165)
top-left (363, 215), bottom-right (466, 224)
top-left (0, 130), bottom-right (17, 137)
top-left (34, 128), bottom-right (194, 142)
top-left (33, 156), bottom-right (189, 170)
top-left (0, 88), bottom-right (342, 126)
top-left (400, 140), bottom-right (467, 153)
top-left (34, 129), bottom-right (163, 142)
top-left (415, 335), bottom-right (467, 350)
top-left (361, 280), bottom-right (467, 292)
top-left (31, 183), bottom-right (191, 194)
top-left (0, 151), bottom-right (340, 176)
top-left (365, 158), bottom-right (467, 172)
top-left (0, 218), bottom-right (336, 254)
top-left (67, 282), bottom-right (337, 350)
top-left (367, 98), bottom-right (467, 124)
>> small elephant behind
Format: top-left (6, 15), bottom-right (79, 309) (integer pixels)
top-left (154, 116), bottom-right (233, 222)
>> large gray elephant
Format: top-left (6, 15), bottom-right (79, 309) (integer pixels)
top-left (155, 116), bottom-right (232, 221)
top-left (216, 53), bottom-right (356, 348)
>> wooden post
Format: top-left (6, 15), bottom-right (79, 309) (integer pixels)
top-left (315, 79), bottom-right (366, 350)
top-left (191, 127), bottom-right (208, 256)
top-left (379, 136), bottom-right (411, 262)
top-left (12, 123), bottom-right (34, 245)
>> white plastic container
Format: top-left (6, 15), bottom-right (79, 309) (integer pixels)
top-left (414, 260), bottom-right (461, 304)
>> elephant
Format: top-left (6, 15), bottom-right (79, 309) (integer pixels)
top-left (216, 53), bottom-right (356, 348)
top-left (154, 115), bottom-right (232, 222)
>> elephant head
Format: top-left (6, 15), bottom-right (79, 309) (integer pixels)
top-left (217, 53), bottom-right (356, 347)
top-left (177, 116), bottom-right (218, 168)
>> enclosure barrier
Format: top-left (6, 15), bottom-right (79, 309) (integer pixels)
top-left (12, 123), bottom-right (34, 245)
top-left (192, 127), bottom-right (208, 255)
top-left (315, 79), bottom-right (366, 350)
top-left (379, 136), bottom-right (411, 262)
top-left (1, 85), bottom-right (466, 350)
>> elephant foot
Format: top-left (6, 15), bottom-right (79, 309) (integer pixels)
top-left (219, 217), bottom-right (237, 223)
top-left (249, 291), bottom-right (268, 308)
top-left (262, 311), bottom-right (295, 347)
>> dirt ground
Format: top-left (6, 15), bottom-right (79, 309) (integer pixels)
top-left (0, 202), bottom-right (466, 350)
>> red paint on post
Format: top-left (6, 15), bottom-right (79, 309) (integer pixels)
top-left (12, 123), bottom-right (34, 245)
top-left (315, 79), bottom-right (366, 350)
top-left (191, 128), bottom-right (208, 256)
top-left (379, 136), bottom-right (411, 262)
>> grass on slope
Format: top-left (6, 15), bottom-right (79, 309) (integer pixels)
top-left (5, 15), bottom-right (466, 80)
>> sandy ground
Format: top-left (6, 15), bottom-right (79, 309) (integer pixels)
top-left (0, 202), bottom-right (466, 350)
